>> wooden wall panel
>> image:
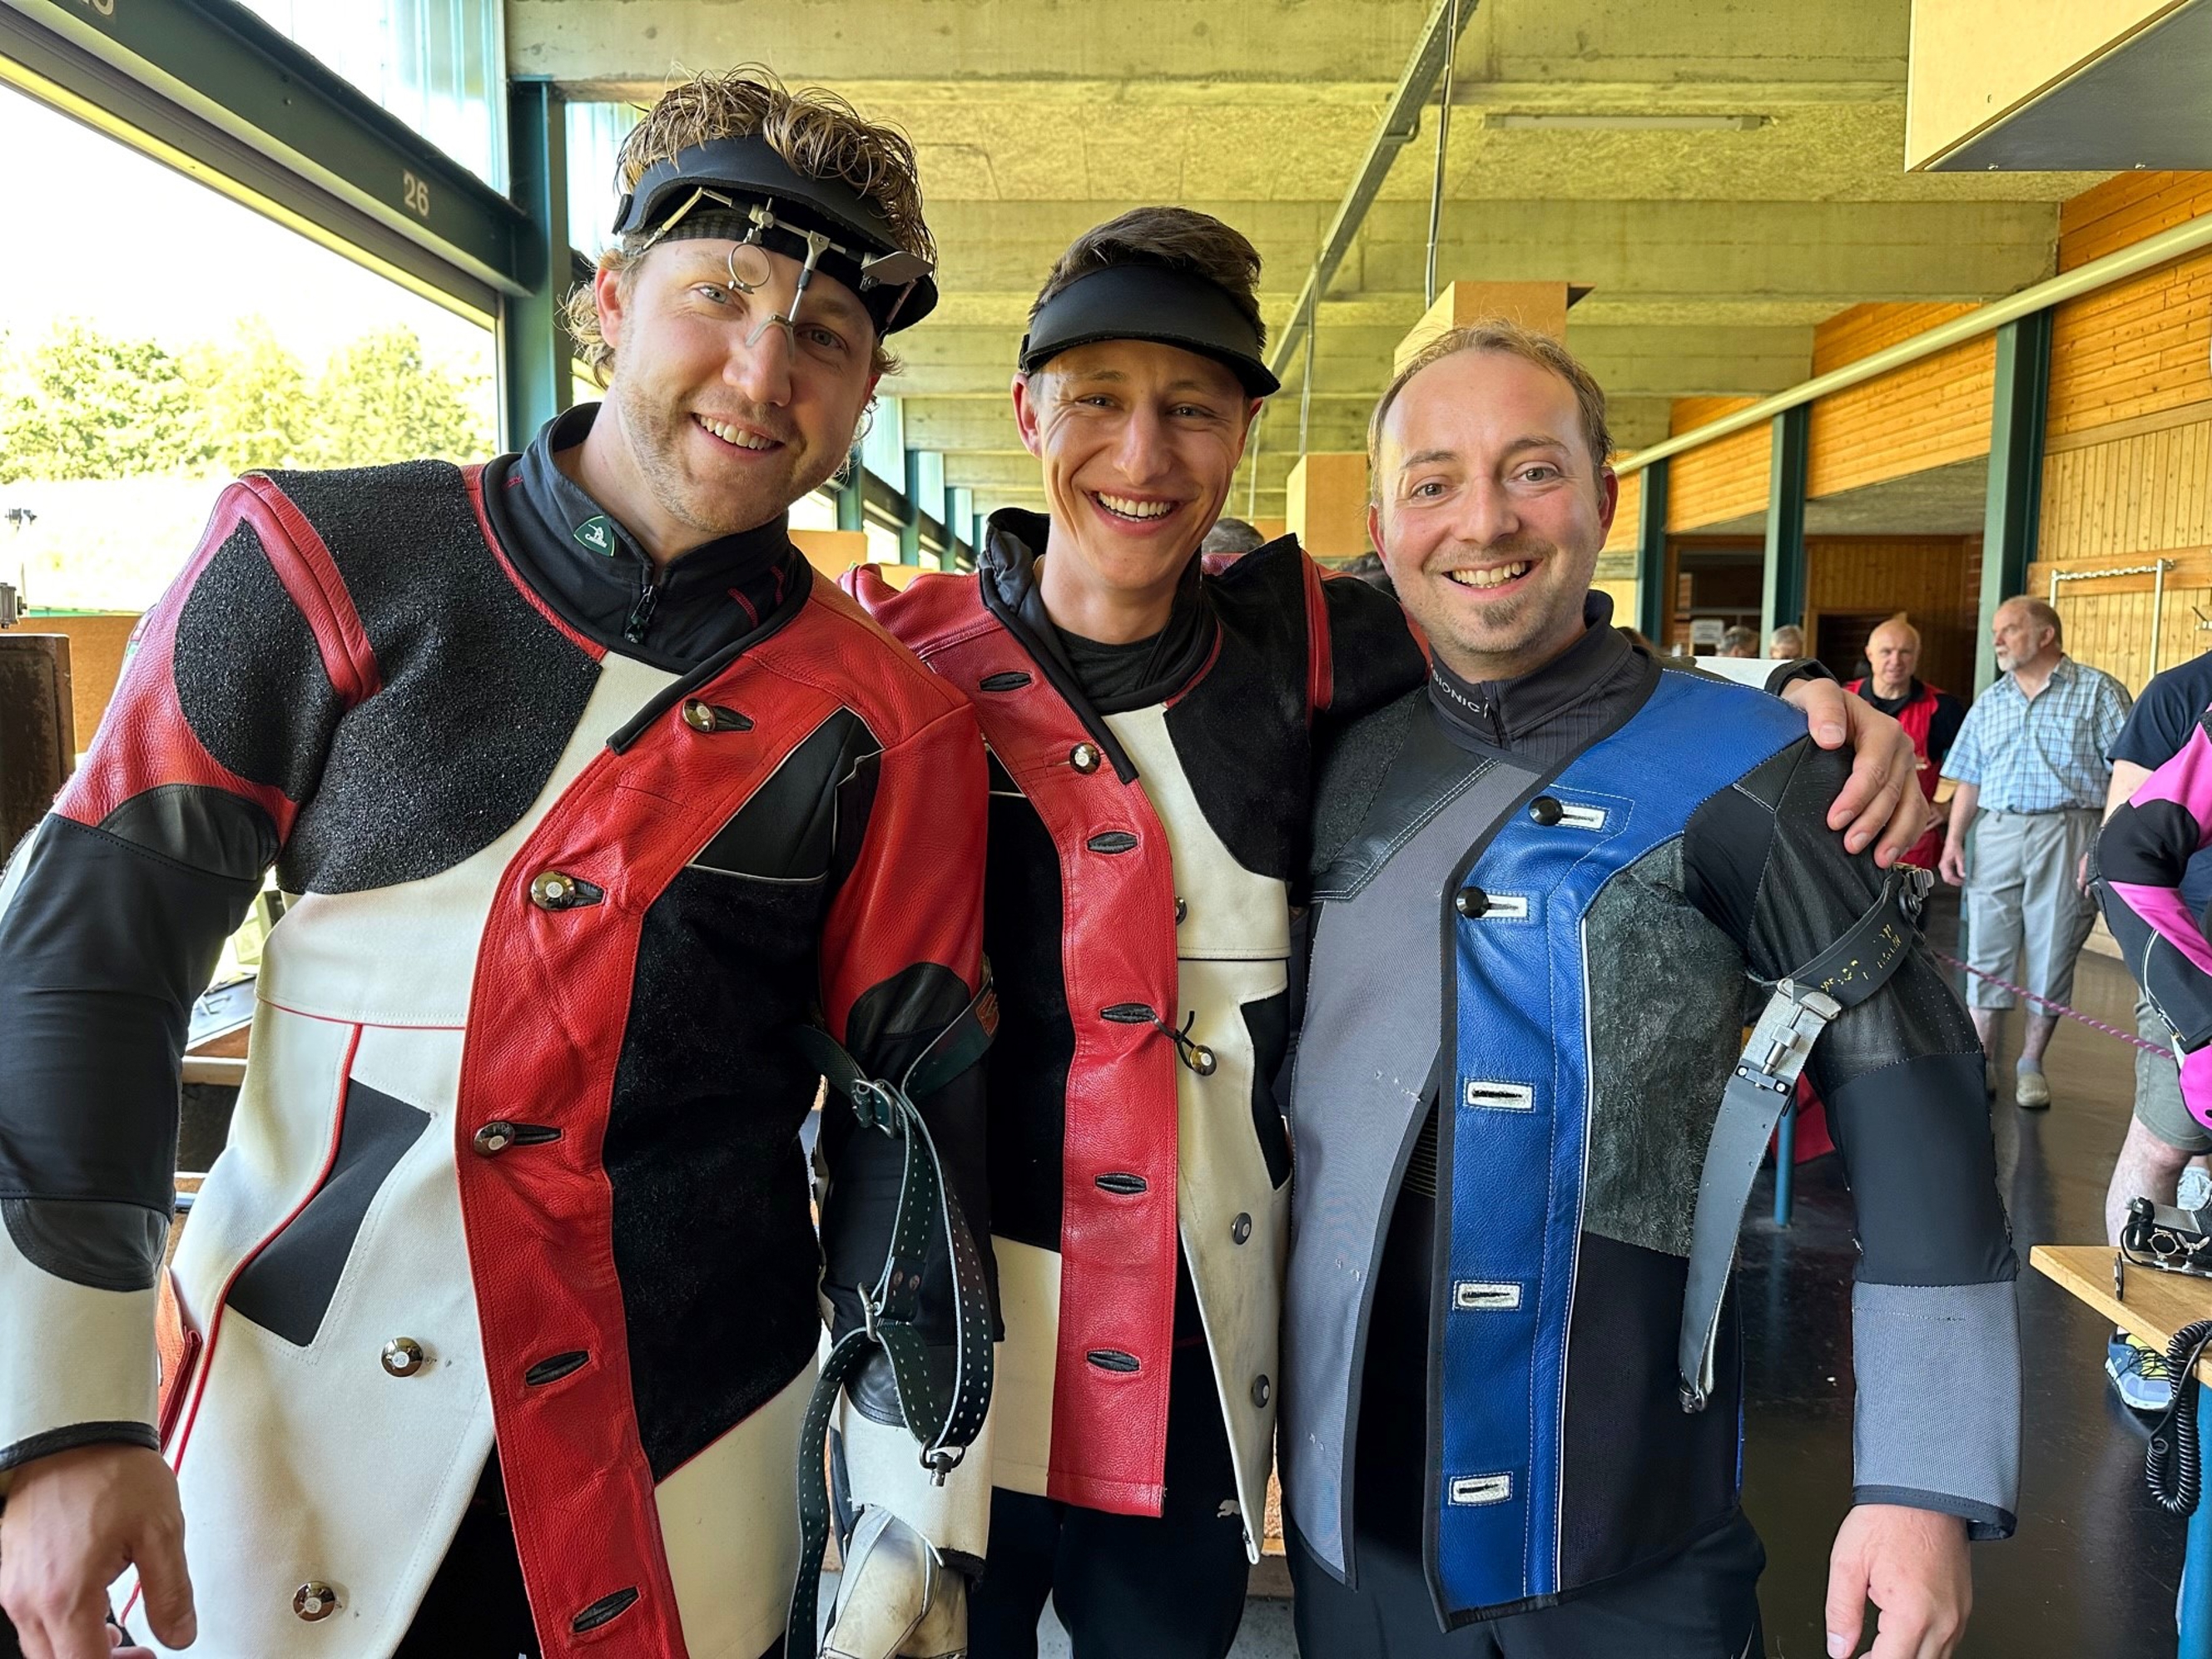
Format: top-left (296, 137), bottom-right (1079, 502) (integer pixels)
top-left (1803, 537), bottom-right (1976, 692)
top-left (2061, 172), bottom-right (2212, 271)
top-left (1669, 396), bottom-right (1757, 437)
top-left (1602, 469), bottom-right (1641, 557)
top-left (2040, 418), bottom-right (2212, 561)
top-left (1667, 421), bottom-right (1770, 531)
top-left (2038, 581), bottom-right (2212, 694)
top-left (2047, 250), bottom-right (2212, 438)
top-left (1811, 302), bottom-right (1981, 375)
top-left (1808, 337), bottom-right (1995, 499)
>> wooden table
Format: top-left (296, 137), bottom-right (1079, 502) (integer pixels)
top-left (2033, 1244), bottom-right (2212, 1657)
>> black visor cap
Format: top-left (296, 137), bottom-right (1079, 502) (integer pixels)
top-left (1018, 264), bottom-right (1278, 396)
top-left (611, 134), bottom-right (938, 333)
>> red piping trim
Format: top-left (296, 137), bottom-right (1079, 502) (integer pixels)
top-left (1301, 554), bottom-right (1333, 722)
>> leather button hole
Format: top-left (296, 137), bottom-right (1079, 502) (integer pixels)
top-left (1095, 1172), bottom-right (1148, 1195)
top-left (571, 1587), bottom-right (640, 1633)
top-left (524, 1351), bottom-right (589, 1387)
top-left (681, 700), bottom-right (752, 733)
top-left (1085, 1349), bottom-right (1141, 1373)
top-left (1087, 831), bottom-right (1139, 854)
top-left (980, 671), bottom-right (1032, 691)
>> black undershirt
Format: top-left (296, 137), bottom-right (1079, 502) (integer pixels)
top-left (488, 403), bottom-right (809, 672)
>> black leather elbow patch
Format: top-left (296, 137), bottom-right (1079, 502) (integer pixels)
top-left (2, 1196), bottom-right (167, 1292)
top-left (100, 785), bottom-right (278, 883)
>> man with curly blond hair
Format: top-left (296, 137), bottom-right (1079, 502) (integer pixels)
top-left (0, 69), bottom-right (989, 1659)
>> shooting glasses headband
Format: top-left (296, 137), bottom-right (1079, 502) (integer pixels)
top-left (612, 134), bottom-right (939, 334)
top-left (1018, 263), bottom-right (1279, 395)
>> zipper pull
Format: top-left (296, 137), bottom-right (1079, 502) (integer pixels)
top-left (624, 567), bottom-right (662, 643)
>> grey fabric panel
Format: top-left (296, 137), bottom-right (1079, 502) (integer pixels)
top-left (1580, 839), bottom-right (1749, 1258)
top-left (1281, 755), bottom-right (1539, 1577)
top-left (1851, 1277), bottom-right (2021, 1539)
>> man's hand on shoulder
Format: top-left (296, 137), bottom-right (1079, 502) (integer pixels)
top-left (1824, 1502), bottom-right (1971, 1658)
top-left (0, 1444), bottom-right (194, 1659)
top-left (1778, 678), bottom-right (1931, 866)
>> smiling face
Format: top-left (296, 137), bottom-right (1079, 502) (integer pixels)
top-left (593, 237), bottom-right (879, 548)
top-left (1013, 339), bottom-right (1259, 636)
top-left (1369, 348), bottom-right (1618, 684)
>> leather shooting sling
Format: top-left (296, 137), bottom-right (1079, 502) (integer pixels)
top-left (785, 983), bottom-right (998, 1657)
top-left (1677, 864), bottom-right (1931, 1411)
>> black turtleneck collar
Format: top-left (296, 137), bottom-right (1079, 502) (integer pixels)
top-left (485, 402), bottom-right (809, 672)
top-left (978, 508), bottom-right (1216, 717)
top-left (1427, 592), bottom-right (1648, 758)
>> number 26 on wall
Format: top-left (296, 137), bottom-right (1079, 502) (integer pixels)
top-left (402, 171), bottom-right (431, 219)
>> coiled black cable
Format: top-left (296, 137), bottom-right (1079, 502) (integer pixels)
top-left (2147, 1320), bottom-right (2212, 1515)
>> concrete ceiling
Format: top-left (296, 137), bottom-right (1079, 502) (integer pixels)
top-left (510, 0), bottom-right (2108, 519)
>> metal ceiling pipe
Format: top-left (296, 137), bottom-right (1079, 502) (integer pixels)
top-left (1267, 0), bottom-right (1483, 385)
top-left (1613, 205), bottom-right (2212, 477)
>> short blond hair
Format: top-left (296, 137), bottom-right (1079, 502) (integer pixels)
top-left (1367, 319), bottom-right (1613, 502)
top-left (565, 68), bottom-right (932, 383)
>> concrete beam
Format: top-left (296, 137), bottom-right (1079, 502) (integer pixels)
top-left (509, 0), bottom-right (1435, 89)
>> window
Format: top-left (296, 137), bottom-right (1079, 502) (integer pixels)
top-left (567, 101), bottom-right (644, 255)
top-left (0, 84), bottom-right (498, 622)
top-left (236, 0), bottom-right (509, 191)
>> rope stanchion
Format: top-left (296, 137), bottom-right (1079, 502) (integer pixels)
top-left (1932, 949), bottom-right (2165, 1057)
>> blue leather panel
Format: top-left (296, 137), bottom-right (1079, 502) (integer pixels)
top-left (1436, 671), bottom-right (1799, 1613)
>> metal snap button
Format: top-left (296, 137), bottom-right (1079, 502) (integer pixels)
top-left (1454, 885), bottom-right (1489, 918)
top-left (1070, 742), bottom-right (1103, 774)
top-left (473, 1121), bottom-right (516, 1156)
top-left (1231, 1213), bottom-right (1252, 1245)
top-left (1175, 897), bottom-right (1188, 924)
top-left (530, 870), bottom-right (578, 909)
top-left (1250, 1374), bottom-right (1271, 1408)
top-left (682, 699), bottom-right (717, 732)
top-left (294, 1582), bottom-right (339, 1622)
top-left (1529, 795), bottom-right (1563, 825)
top-left (381, 1337), bottom-right (424, 1377)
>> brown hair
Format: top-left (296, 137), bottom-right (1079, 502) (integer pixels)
top-left (565, 67), bottom-right (932, 382)
top-left (1029, 206), bottom-right (1266, 346)
top-left (1367, 319), bottom-right (1614, 501)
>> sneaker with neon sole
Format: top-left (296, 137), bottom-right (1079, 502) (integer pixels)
top-left (2109, 1334), bottom-right (2176, 1414)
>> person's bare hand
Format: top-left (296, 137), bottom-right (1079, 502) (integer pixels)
top-left (0, 1444), bottom-right (195, 1659)
top-left (1938, 834), bottom-right (1967, 889)
top-left (1779, 678), bottom-right (1930, 865)
top-left (1824, 1503), bottom-right (1971, 1658)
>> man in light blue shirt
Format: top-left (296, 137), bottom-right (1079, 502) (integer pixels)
top-left (1940, 596), bottom-right (2131, 1107)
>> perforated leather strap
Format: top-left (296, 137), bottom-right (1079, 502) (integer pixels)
top-left (784, 987), bottom-right (996, 1658)
top-left (1677, 867), bottom-right (1929, 1412)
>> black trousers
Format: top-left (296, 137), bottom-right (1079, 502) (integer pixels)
top-left (1288, 1511), bottom-right (1767, 1659)
top-left (967, 1276), bottom-right (1249, 1659)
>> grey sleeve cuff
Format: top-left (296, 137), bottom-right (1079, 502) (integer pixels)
top-left (1852, 1278), bottom-right (2020, 1540)
top-left (1763, 656), bottom-right (1835, 694)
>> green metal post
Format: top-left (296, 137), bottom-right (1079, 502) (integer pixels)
top-left (1635, 457), bottom-right (1669, 643)
top-left (900, 450), bottom-right (925, 565)
top-left (1980, 310), bottom-right (2053, 693)
top-left (836, 465), bottom-right (864, 533)
top-left (1760, 405), bottom-right (1810, 640)
top-left (503, 81), bottom-right (571, 451)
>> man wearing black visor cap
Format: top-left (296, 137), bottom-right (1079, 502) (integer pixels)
top-left (0, 70), bottom-right (991, 1659)
top-left (847, 207), bottom-right (1924, 1659)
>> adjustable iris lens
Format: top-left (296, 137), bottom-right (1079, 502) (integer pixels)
top-left (726, 240), bottom-right (772, 294)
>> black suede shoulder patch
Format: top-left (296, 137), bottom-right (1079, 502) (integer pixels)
top-left (1166, 547), bottom-right (1312, 883)
top-left (258, 463), bottom-right (597, 894)
top-left (173, 519), bottom-right (342, 802)
top-left (1309, 686), bottom-right (1425, 881)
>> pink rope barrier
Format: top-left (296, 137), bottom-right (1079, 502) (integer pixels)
top-left (1932, 949), bottom-right (2166, 1057)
